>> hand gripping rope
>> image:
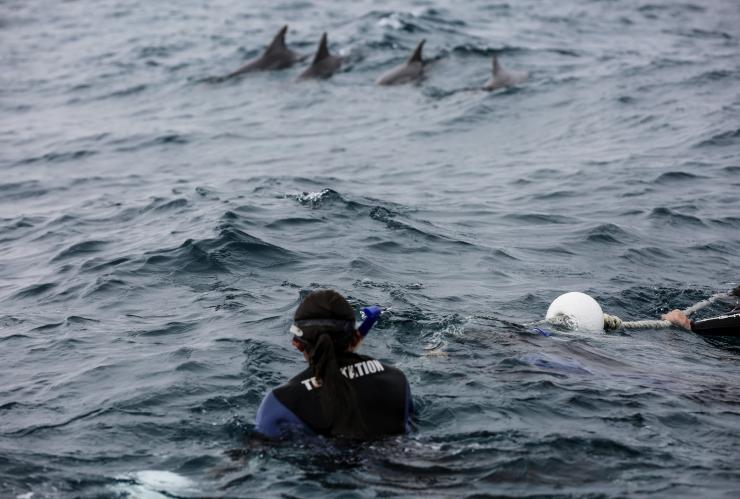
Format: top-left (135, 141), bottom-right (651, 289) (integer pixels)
top-left (603, 286), bottom-right (739, 330)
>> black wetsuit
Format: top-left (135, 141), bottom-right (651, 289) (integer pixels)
top-left (255, 352), bottom-right (413, 439)
top-left (692, 306), bottom-right (740, 336)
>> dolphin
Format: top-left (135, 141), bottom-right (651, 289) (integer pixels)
top-left (297, 33), bottom-right (342, 80)
top-left (228, 25), bottom-right (299, 77)
top-left (376, 39), bottom-right (425, 86)
top-left (482, 55), bottom-right (528, 91)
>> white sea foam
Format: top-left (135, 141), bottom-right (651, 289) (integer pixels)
top-left (112, 470), bottom-right (198, 498)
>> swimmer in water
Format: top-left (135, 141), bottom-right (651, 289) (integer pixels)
top-left (254, 289), bottom-right (413, 439)
top-left (662, 286), bottom-right (740, 335)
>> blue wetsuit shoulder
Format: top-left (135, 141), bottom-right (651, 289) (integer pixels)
top-left (254, 390), bottom-right (313, 439)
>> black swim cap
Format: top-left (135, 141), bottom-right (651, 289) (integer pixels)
top-left (292, 289), bottom-right (356, 341)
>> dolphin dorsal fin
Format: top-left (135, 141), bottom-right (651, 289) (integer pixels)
top-left (407, 39), bottom-right (425, 64)
top-left (492, 55), bottom-right (501, 76)
top-left (313, 33), bottom-right (331, 63)
top-left (266, 25), bottom-right (289, 54)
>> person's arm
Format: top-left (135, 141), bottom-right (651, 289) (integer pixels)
top-left (661, 309), bottom-right (692, 330)
top-left (254, 391), bottom-right (312, 439)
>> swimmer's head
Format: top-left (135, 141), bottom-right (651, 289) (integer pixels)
top-left (292, 289), bottom-right (367, 437)
top-left (291, 289), bottom-right (357, 348)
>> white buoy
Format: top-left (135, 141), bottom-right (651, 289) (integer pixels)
top-left (545, 292), bottom-right (604, 332)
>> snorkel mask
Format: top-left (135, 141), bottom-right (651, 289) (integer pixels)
top-left (290, 305), bottom-right (383, 340)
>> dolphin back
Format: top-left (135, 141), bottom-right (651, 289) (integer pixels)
top-left (376, 39), bottom-right (426, 85)
top-left (483, 55), bottom-right (528, 90)
top-left (298, 32), bottom-right (342, 79)
top-left (229, 25), bottom-right (298, 76)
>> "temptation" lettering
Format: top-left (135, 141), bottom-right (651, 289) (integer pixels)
top-left (301, 360), bottom-right (385, 391)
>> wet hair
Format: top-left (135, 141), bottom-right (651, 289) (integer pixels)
top-left (294, 289), bottom-right (366, 437)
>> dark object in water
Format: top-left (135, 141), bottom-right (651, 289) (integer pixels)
top-left (228, 25), bottom-right (299, 77)
top-left (297, 32), bottom-right (342, 80)
top-left (376, 39), bottom-right (425, 86)
top-left (693, 313), bottom-right (740, 337)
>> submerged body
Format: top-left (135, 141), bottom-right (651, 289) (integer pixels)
top-left (483, 55), bottom-right (528, 91)
top-left (298, 32), bottom-right (342, 80)
top-left (376, 39), bottom-right (425, 85)
top-left (229, 25), bottom-right (298, 77)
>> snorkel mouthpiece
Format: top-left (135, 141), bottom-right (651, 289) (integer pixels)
top-left (358, 306), bottom-right (382, 337)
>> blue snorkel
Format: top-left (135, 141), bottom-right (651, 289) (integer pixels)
top-left (358, 305), bottom-right (383, 337)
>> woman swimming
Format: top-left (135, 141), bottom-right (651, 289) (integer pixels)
top-left (254, 289), bottom-right (413, 439)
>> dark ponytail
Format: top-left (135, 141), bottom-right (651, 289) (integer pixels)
top-left (293, 289), bottom-right (370, 438)
top-left (307, 332), bottom-right (366, 438)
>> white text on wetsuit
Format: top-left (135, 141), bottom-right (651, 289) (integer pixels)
top-left (301, 360), bottom-right (385, 391)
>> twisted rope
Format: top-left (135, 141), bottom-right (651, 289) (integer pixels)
top-left (603, 314), bottom-right (671, 330)
top-left (683, 293), bottom-right (728, 316)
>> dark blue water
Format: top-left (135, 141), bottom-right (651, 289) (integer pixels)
top-left (2, 0), bottom-right (739, 497)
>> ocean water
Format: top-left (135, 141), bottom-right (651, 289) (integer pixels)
top-left (1, 0), bottom-right (739, 497)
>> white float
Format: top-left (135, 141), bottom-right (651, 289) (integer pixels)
top-left (545, 292), bottom-right (604, 332)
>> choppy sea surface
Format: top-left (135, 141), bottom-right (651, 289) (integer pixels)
top-left (2, 0), bottom-right (740, 497)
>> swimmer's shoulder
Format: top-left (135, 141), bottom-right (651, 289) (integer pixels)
top-left (271, 367), bottom-right (315, 400)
